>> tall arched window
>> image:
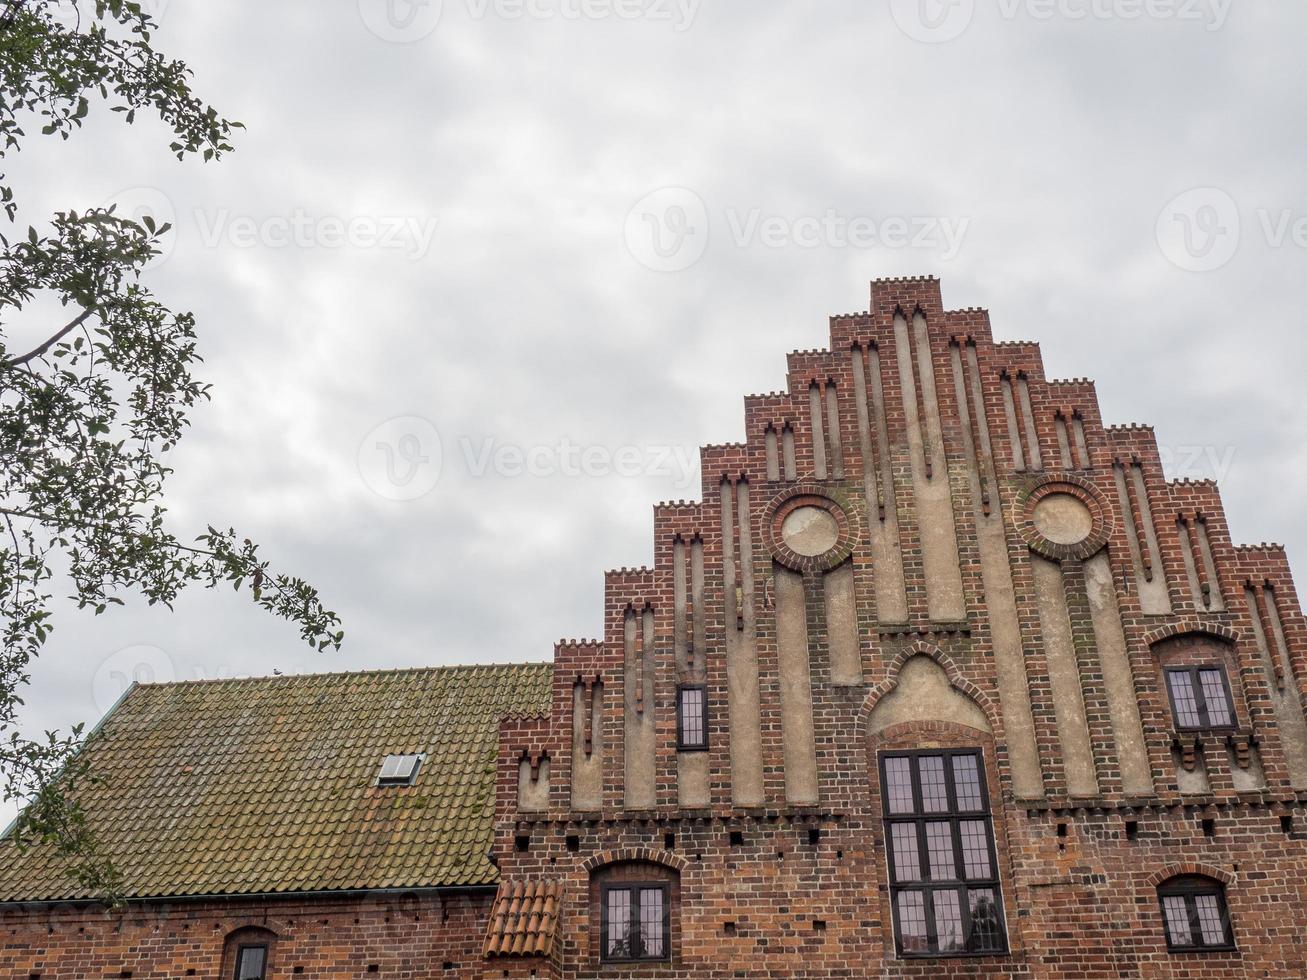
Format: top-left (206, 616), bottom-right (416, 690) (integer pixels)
top-left (879, 749), bottom-right (1007, 957)
top-left (1157, 875), bottom-right (1235, 952)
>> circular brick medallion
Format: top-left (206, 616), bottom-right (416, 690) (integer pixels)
top-left (1032, 493), bottom-right (1094, 545)
top-left (1018, 475), bottom-right (1113, 561)
top-left (781, 506), bottom-right (840, 557)
top-left (763, 484), bottom-right (858, 572)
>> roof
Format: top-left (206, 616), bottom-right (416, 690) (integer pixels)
top-left (484, 879), bottom-right (564, 959)
top-left (0, 662), bottom-right (552, 903)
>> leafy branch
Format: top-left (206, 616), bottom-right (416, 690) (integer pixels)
top-left (0, 0), bottom-right (341, 901)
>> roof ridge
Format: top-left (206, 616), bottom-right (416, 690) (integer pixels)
top-left (137, 659), bottom-right (553, 690)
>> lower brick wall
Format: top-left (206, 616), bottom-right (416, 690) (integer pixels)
top-left (6, 804), bottom-right (1307, 978)
top-left (0, 890), bottom-right (492, 979)
top-left (495, 800), bottom-right (1307, 979)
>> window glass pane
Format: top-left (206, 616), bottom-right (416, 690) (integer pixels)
top-left (1194, 893), bottom-right (1226, 946)
top-left (933, 889), bottom-right (965, 953)
top-left (925, 822), bottom-right (956, 880)
top-left (896, 891), bottom-right (929, 953)
top-left (885, 757), bottom-right (915, 814)
top-left (884, 757), bottom-right (915, 813)
top-left (918, 756), bottom-right (949, 812)
top-left (237, 947), bottom-right (266, 980)
top-left (679, 689), bottom-right (705, 746)
top-left (606, 889), bottom-right (632, 958)
top-left (959, 820), bottom-right (993, 880)
top-left (639, 888), bottom-right (665, 958)
top-left (1162, 895), bottom-right (1193, 946)
top-left (1168, 672), bottom-right (1203, 728)
top-left (1199, 670), bottom-right (1232, 727)
top-left (890, 823), bottom-right (921, 882)
top-left (968, 888), bottom-right (1004, 952)
top-left (951, 755), bottom-right (983, 811)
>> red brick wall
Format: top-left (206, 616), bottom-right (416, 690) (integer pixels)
top-left (0, 891), bottom-right (492, 979)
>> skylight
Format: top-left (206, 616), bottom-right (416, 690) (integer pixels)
top-left (377, 753), bottom-right (424, 787)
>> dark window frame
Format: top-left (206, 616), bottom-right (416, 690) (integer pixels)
top-left (676, 685), bottom-right (709, 751)
top-left (599, 881), bottom-right (671, 963)
top-left (1164, 666), bottom-right (1237, 732)
top-left (233, 943), bottom-right (268, 980)
top-left (879, 749), bottom-right (1008, 959)
top-left (1157, 876), bottom-right (1236, 953)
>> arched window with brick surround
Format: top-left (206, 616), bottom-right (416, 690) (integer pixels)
top-left (1157, 875), bottom-right (1235, 952)
top-left (878, 748), bottom-right (1008, 957)
top-left (1151, 633), bottom-right (1244, 734)
top-left (861, 648), bottom-right (1014, 961)
top-left (587, 859), bottom-right (680, 965)
top-left (222, 926), bottom-right (277, 980)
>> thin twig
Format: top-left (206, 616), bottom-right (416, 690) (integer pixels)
top-left (4, 308), bottom-right (94, 367)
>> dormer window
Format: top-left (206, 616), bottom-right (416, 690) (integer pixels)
top-left (377, 753), bottom-right (424, 787)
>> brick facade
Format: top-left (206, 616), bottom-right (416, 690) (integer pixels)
top-left (5, 276), bottom-right (1307, 977)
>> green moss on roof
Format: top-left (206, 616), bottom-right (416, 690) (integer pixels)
top-left (0, 662), bottom-right (552, 903)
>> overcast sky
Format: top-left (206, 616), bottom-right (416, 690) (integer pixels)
top-left (6, 0), bottom-right (1307, 824)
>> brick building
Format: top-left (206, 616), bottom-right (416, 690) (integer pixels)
top-left (4, 275), bottom-right (1307, 977)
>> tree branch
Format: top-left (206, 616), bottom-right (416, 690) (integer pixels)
top-left (4, 308), bottom-right (94, 367)
top-left (0, 1), bottom-right (25, 34)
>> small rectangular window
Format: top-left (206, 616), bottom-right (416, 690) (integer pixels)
top-left (377, 753), bottom-right (424, 787)
top-left (1166, 667), bottom-right (1235, 731)
top-left (677, 686), bottom-right (708, 751)
top-left (235, 946), bottom-right (267, 980)
top-left (601, 883), bottom-right (670, 962)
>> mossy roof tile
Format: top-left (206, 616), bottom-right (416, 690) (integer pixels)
top-left (0, 662), bottom-right (551, 902)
